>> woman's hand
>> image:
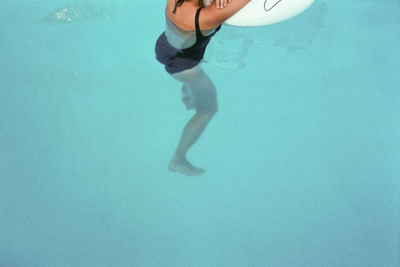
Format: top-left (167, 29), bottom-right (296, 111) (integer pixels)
top-left (204, 0), bottom-right (232, 9)
top-left (216, 0), bottom-right (232, 8)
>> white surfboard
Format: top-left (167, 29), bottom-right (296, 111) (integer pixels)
top-left (224, 0), bottom-right (315, 27)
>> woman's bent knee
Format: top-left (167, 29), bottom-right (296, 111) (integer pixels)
top-left (210, 103), bottom-right (218, 115)
top-left (197, 103), bottom-right (218, 117)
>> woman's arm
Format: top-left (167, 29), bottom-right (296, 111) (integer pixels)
top-left (200, 0), bottom-right (251, 28)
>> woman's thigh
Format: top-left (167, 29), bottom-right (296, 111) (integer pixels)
top-left (171, 65), bottom-right (218, 113)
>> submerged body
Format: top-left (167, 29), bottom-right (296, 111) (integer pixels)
top-left (155, 0), bottom-right (250, 176)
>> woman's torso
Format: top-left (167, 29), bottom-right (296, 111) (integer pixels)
top-left (164, 0), bottom-right (220, 49)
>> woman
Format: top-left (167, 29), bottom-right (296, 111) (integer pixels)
top-left (155, 0), bottom-right (251, 176)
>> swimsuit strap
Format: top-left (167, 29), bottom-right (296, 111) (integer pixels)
top-left (195, 7), bottom-right (222, 39)
top-left (195, 7), bottom-right (205, 39)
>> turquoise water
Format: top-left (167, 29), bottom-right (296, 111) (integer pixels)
top-left (1, 0), bottom-right (399, 266)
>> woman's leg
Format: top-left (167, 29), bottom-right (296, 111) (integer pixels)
top-left (181, 84), bottom-right (194, 110)
top-left (169, 65), bottom-right (218, 176)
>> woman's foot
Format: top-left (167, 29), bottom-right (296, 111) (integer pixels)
top-left (168, 154), bottom-right (205, 176)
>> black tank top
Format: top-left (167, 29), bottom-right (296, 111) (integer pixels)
top-left (174, 7), bottom-right (221, 61)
